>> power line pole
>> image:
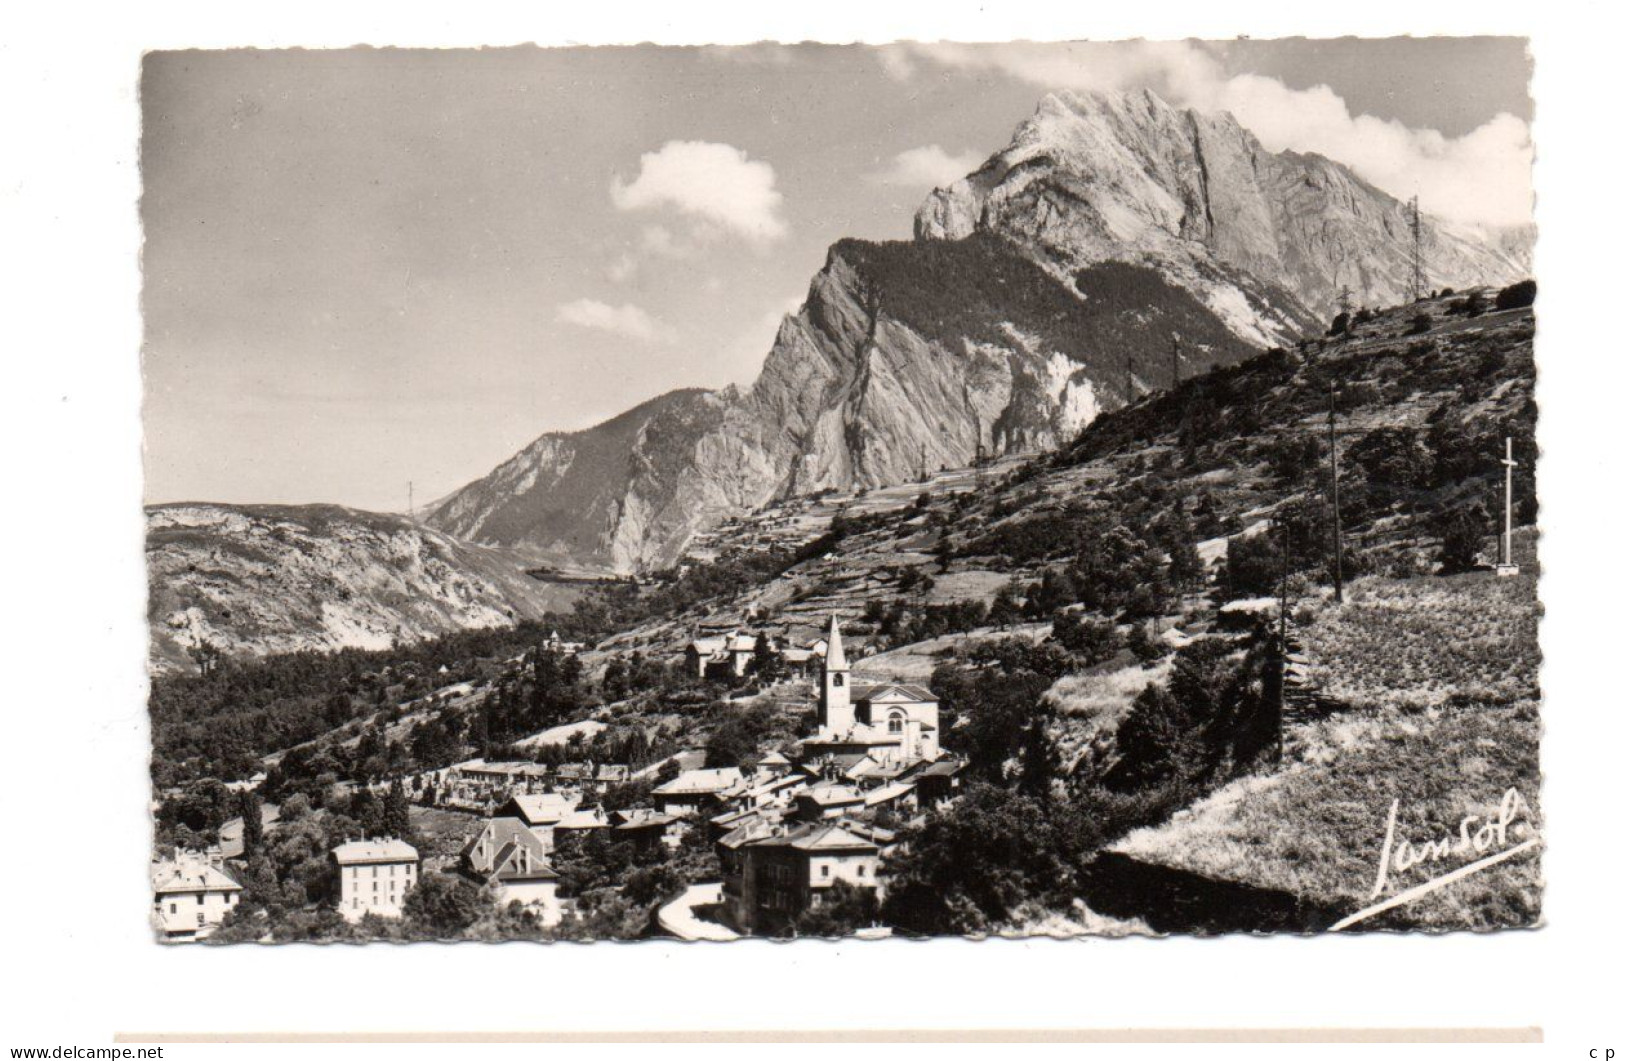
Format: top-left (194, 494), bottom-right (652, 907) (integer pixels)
top-left (1125, 350), bottom-right (1137, 406)
top-left (1408, 196), bottom-right (1426, 303)
top-left (1170, 335), bottom-right (1182, 387)
top-left (408, 481), bottom-right (415, 523)
top-left (1328, 388), bottom-right (1345, 603)
top-left (1274, 552), bottom-right (1289, 766)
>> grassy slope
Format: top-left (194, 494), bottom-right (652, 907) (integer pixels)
top-left (1111, 563), bottom-right (1541, 930)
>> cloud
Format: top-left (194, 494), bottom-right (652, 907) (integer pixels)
top-left (611, 140), bottom-right (789, 245)
top-left (871, 145), bottom-right (984, 189)
top-left (879, 42), bottom-right (1532, 226)
top-left (554, 299), bottom-right (672, 343)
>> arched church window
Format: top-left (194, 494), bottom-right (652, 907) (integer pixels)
top-left (833, 674), bottom-right (844, 687)
top-left (888, 711), bottom-right (905, 734)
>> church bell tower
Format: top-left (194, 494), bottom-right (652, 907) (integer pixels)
top-left (820, 614), bottom-right (853, 735)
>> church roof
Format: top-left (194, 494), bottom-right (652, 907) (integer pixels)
top-left (852, 682), bottom-right (936, 703)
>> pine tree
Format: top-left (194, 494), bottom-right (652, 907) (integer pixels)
top-left (384, 779), bottom-right (413, 842)
top-left (237, 789), bottom-right (264, 855)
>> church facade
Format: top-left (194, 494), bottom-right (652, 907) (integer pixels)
top-left (804, 615), bottom-right (941, 768)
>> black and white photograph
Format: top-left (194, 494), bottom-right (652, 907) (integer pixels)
top-left (137, 38), bottom-right (1543, 945)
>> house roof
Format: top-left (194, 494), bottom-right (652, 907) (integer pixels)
top-left (332, 837), bottom-right (418, 865)
top-left (653, 767), bottom-right (745, 796)
top-left (743, 822), bottom-right (878, 854)
top-left (906, 758), bottom-right (964, 780)
top-left (865, 782), bottom-right (916, 806)
top-left (488, 829), bottom-right (559, 883)
top-left (557, 807), bottom-right (610, 830)
top-left (718, 818), bottom-right (780, 850)
top-left (794, 824), bottom-right (879, 852)
top-left (463, 816), bottom-right (532, 873)
top-left (798, 784), bottom-right (864, 807)
top-left (502, 792), bottom-right (579, 825)
top-left (151, 856), bottom-right (243, 895)
top-left (614, 810), bottom-right (678, 831)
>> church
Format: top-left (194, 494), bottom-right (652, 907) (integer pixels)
top-left (801, 615), bottom-right (942, 768)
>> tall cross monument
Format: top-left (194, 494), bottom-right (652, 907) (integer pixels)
top-left (1497, 436), bottom-right (1520, 576)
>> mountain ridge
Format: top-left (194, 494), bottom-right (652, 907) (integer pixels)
top-left (146, 502), bottom-right (578, 674)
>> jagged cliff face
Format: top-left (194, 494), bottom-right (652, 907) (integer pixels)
top-left (428, 89), bottom-right (1532, 574)
top-left (916, 90), bottom-right (1531, 318)
top-left (147, 503), bottom-right (572, 673)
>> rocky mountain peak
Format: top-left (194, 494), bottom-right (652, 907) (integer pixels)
top-left (917, 88), bottom-right (1530, 319)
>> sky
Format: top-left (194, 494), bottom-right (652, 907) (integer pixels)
top-left (141, 39), bottom-right (1532, 512)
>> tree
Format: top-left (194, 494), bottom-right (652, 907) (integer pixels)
top-left (749, 629), bottom-right (785, 684)
top-left (1106, 640), bottom-right (1236, 791)
top-left (1050, 612), bottom-right (1124, 665)
top-left (237, 789), bottom-right (264, 856)
top-left (987, 582), bottom-right (1023, 628)
top-left (792, 880), bottom-right (881, 938)
top-left (384, 779), bottom-right (413, 842)
top-left (403, 872), bottom-right (490, 937)
top-left (1224, 532), bottom-right (1282, 599)
top-left (880, 785), bottom-right (1086, 936)
top-left (704, 703), bottom-right (777, 768)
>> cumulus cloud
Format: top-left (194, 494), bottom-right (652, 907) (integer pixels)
top-left (871, 145), bottom-right (985, 189)
top-left (555, 298), bottom-right (672, 343)
top-left (879, 41), bottom-right (1532, 226)
top-left (611, 140), bottom-right (789, 245)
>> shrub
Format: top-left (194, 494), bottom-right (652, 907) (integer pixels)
top-left (1436, 503), bottom-right (1492, 574)
top-left (1050, 612), bottom-right (1125, 665)
top-left (1495, 279), bottom-right (1536, 311)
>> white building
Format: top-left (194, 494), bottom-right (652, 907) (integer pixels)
top-left (333, 837), bottom-right (419, 922)
top-left (151, 849), bottom-right (243, 942)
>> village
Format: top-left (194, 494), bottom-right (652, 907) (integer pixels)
top-left (152, 615), bottom-right (965, 942)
